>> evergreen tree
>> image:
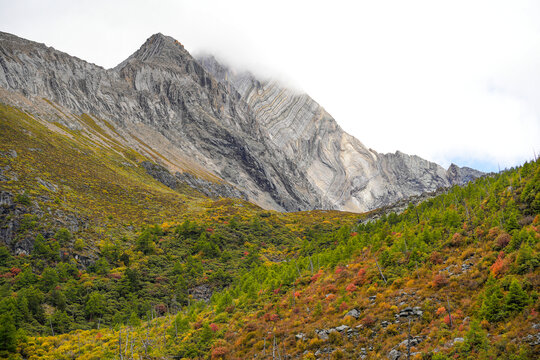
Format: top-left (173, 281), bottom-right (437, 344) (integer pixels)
top-left (464, 320), bottom-right (488, 352)
top-left (85, 292), bottom-right (105, 320)
top-left (0, 313), bottom-right (17, 353)
top-left (479, 277), bottom-right (505, 322)
top-left (504, 279), bottom-right (529, 314)
top-left (515, 242), bottom-right (538, 274)
top-left (54, 228), bottom-right (72, 247)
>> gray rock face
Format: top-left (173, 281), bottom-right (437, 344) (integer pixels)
top-left (140, 160), bottom-right (246, 199)
top-left (0, 31), bottom-right (483, 212)
top-left (198, 55), bottom-right (484, 211)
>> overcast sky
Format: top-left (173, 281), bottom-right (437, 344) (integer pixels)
top-left (1, 0), bottom-right (539, 172)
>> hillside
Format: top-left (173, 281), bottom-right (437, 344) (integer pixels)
top-left (0, 31), bottom-right (482, 213)
top-left (0, 31), bottom-right (537, 360)
top-left (0, 100), bottom-right (538, 359)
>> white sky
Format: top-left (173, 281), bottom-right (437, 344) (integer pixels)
top-left (1, 0), bottom-right (539, 172)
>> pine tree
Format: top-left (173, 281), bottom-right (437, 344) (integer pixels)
top-left (464, 320), bottom-right (488, 352)
top-left (504, 279), bottom-right (529, 314)
top-left (479, 276), bottom-right (505, 322)
top-left (0, 313), bottom-right (17, 353)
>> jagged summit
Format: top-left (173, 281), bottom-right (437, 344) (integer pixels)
top-left (115, 33), bottom-right (191, 70)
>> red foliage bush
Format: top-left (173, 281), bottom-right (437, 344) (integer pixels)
top-left (339, 302), bottom-right (348, 312)
top-left (310, 270), bottom-right (323, 283)
top-left (443, 314), bottom-right (452, 325)
top-left (211, 346), bottom-right (228, 359)
top-left (354, 267), bottom-right (368, 285)
top-left (430, 252), bottom-right (444, 265)
top-left (431, 274), bottom-right (449, 289)
top-left (210, 323), bottom-right (219, 332)
top-left (263, 313), bottom-right (280, 322)
top-left (362, 315), bottom-right (375, 327)
top-left (346, 283), bottom-right (357, 292)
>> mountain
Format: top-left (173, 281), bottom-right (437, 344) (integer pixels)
top-left (0, 31), bottom-right (482, 212)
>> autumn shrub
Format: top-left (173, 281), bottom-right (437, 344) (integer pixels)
top-left (211, 346), bottom-right (228, 359)
top-left (362, 315), bottom-right (375, 327)
top-left (328, 331), bottom-right (343, 345)
top-left (431, 274), bottom-right (449, 289)
top-left (332, 349), bottom-right (344, 359)
top-left (430, 251), bottom-right (444, 265)
top-left (495, 233), bottom-right (511, 249)
top-left (490, 252), bottom-right (509, 278)
top-left (450, 233), bottom-right (464, 247)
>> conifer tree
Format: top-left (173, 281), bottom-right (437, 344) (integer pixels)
top-left (479, 277), bottom-right (505, 322)
top-left (0, 313), bottom-right (16, 353)
top-left (504, 279), bottom-right (529, 314)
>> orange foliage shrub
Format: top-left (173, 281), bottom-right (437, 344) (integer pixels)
top-left (436, 307), bottom-right (446, 316)
top-left (346, 283), bottom-right (357, 292)
top-left (325, 294), bottom-right (336, 302)
top-left (431, 274), bottom-right (449, 289)
top-left (490, 251), bottom-right (508, 277)
top-left (323, 284), bottom-right (337, 293)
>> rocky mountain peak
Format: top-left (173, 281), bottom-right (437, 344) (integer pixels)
top-left (0, 31), bottom-right (485, 213)
top-left (115, 33), bottom-right (191, 70)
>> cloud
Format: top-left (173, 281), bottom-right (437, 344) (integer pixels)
top-left (0, 0), bottom-right (538, 172)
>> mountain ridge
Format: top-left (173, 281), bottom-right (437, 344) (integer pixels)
top-left (0, 31), bottom-right (483, 212)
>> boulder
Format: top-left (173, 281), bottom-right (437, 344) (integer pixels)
top-left (345, 308), bottom-right (361, 319)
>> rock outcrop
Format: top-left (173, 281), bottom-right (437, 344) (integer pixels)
top-left (0, 31), bottom-right (483, 212)
top-left (198, 55), bottom-right (485, 211)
